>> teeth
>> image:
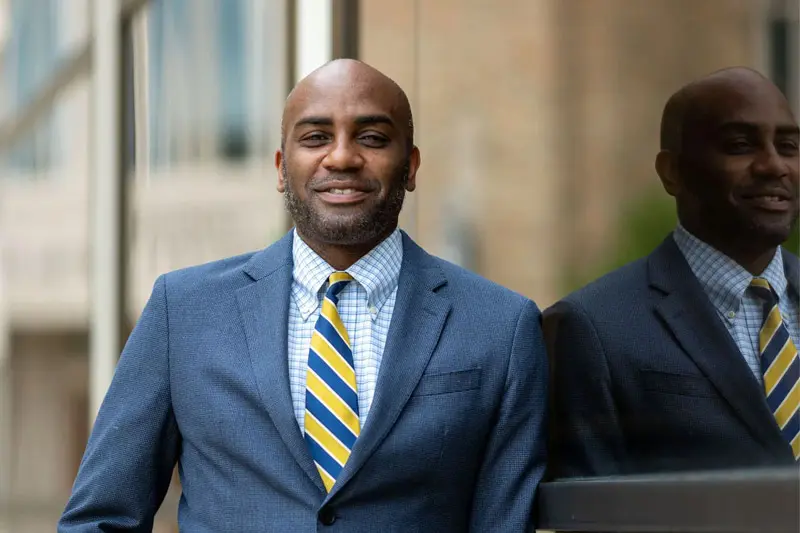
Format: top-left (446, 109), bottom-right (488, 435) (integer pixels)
top-left (329, 188), bottom-right (356, 195)
top-left (757, 196), bottom-right (782, 201)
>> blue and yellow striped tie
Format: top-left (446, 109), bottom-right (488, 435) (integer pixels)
top-left (751, 278), bottom-right (799, 459)
top-left (304, 272), bottom-right (360, 491)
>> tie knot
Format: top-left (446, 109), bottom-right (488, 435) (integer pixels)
top-left (750, 277), bottom-right (777, 304)
top-left (326, 271), bottom-right (353, 298)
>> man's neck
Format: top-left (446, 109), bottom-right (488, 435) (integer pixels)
top-left (296, 228), bottom-right (396, 271)
top-left (679, 223), bottom-right (778, 276)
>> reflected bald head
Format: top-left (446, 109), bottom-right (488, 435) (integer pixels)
top-left (659, 67), bottom-right (789, 153)
top-left (281, 59), bottom-right (414, 151)
top-left (654, 65), bottom-right (799, 271)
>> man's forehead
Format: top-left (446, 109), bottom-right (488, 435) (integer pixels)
top-left (285, 79), bottom-right (402, 128)
top-left (688, 81), bottom-right (796, 131)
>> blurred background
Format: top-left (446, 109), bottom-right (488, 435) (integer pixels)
top-left (0, 0), bottom-right (797, 531)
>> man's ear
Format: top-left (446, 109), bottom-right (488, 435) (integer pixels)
top-left (275, 150), bottom-right (286, 193)
top-left (655, 150), bottom-right (681, 197)
top-left (405, 146), bottom-right (421, 192)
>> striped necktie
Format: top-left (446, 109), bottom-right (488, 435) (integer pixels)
top-left (304, 271), bottom-right (360, 491)
top-left (751, 278), bottom-right (799, 459)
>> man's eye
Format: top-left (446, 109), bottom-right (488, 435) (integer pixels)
top-left (301, 134), bottom-right (329, 145)
top-left (777, 140), bottom-right (799, 154)
top-left (359, 135), bottom-right (388, 147)
top-left (723, 139), bottom-right (752, 153)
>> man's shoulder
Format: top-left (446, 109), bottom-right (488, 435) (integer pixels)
top-left (551, 255), bottom-right (652, 316)
top-left (161, 249), bottom-right (259, 289)
top-left (425, 253), bottom-right (534, 313)
top-left (158, 233), bottom-right (292, 296)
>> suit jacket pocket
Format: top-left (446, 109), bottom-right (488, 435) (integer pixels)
top-left (412, 368), bottom-right (482, 396)
top-left (641, 370), bottom-right (718, 398)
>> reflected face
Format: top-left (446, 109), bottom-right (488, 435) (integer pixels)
top-left (677, 79), bottom-right (799, 247)
top-left (277, 68), bottom-right (418, 247)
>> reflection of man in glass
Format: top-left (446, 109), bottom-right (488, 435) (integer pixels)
top-left (545, 67), bottom-right (799, 478)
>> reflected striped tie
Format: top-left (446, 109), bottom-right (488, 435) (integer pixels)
top-left (304, 272), bottom-right (360, 491)
top-left (751, 278), bottom-right (800, 459)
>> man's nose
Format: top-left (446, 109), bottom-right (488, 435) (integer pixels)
top-left (322, 139), bottom-right (364, 171)
top-left (753, 144), bottom-right (791, 179)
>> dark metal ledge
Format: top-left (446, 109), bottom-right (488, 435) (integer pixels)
top-left (537, 466), bottom-right (800, 532)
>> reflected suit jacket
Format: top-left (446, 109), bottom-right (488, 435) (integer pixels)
top-left (58, 230), bottom-right (548, 532)
top-left (543, 235), bottom-right (798, 478)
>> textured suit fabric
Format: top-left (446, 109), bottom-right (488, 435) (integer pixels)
top-left (58, 230), bottom-right (548, 532)
top-left (543, 235), bottom-right (798, 479)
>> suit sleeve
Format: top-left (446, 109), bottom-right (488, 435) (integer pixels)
top-left (58, 275), bottom-right (181, 532)
top-left (542, 299), bottom-right (624, 479)
top-left (468, 299), bottom-right (548, 533)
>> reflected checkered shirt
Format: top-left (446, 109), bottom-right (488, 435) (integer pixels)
top-left (288, 228), bottom-right (402, 433)
top-left (673, 224), bottom-right (800, 385)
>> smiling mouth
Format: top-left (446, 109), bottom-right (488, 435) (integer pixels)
top-left (317, 188), bottom-right (371, 205)
top-left (742, 194), bottom-right (794, 212)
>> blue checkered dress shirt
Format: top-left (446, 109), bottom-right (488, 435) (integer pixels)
top-left (288, 228), bottom-right (403, 433)
top-left (673, 224), bottom-right (800, 385)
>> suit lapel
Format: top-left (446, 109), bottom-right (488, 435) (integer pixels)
top-left (235, 232), bottom-right (324, 492)
top-left (649, 237), bottom-right (785, 451)
top-left (782, 248), bottom-right (799, 297)
top-left (325, 234), bottom-right (452, 501)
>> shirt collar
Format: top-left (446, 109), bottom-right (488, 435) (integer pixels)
top-left (759, 247), bottom-right (789, 301)
top-left (673, 224), bottom-right (788, 315)
top-left (291, 228), bottom-right (404, 321)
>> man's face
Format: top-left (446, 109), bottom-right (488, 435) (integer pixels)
top-left (676, 81), bottom-right (799, 248)
top-left (276, 73), bottom-right (419, 247)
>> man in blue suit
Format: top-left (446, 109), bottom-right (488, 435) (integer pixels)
top-left (59, 59), bottom-right (548, 532)
top-left (545, 67), bottom-right (799, 478)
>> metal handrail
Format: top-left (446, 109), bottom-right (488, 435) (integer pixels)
top-left (537, 466), bottom-right (800, 532)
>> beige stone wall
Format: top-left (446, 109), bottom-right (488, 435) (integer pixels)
top-left (6, 333), bottom-right (88, 532)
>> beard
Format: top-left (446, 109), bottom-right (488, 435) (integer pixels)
top-left (282, 159), bottom-right (409, 246)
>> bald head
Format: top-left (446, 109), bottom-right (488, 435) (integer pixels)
top-left (654, 65), bottom-right (799, 272)
top-left (275, 59), bottom-right (422, 258)
top-left (282, 59), bottom-right (414, 150)
top-left (659, 67), bottom-right (792, 153)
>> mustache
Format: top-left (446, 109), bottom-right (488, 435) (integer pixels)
top-left (738, 183), bottom-right (799, 200)
top-left (307, 174), bottom-right (377, 191)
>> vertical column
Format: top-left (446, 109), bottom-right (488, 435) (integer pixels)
top-left (89, 0), bottom-right (123, 423)
top-left (295, 0), bottom-right (332, 81)
top-left (131, 6), bottom-right (150, 183)
top-left (0, 245), bottom-right (10, 526)
top-left (332, 0), bottom-right (359, 59)
top-left (248, 0), bottom-right (267, 156)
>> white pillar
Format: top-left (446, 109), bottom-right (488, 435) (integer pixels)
top-left (296, 0), bottom-right (332, 81)
top-left (89, 0), bottom-right (122, 423)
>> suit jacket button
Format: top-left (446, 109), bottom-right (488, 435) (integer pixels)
top-left (319, 507), bottom-right (336, 526)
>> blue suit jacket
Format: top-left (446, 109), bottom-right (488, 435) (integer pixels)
top-left (59, 231), bottom-right (548, 532)
top-left (544, 236), bottom-right (798, 479)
